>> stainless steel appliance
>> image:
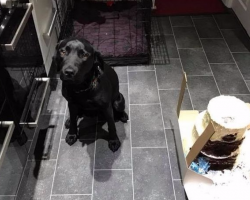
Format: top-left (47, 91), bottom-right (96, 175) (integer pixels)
top-left (0, 0), bottom-right (50, 198)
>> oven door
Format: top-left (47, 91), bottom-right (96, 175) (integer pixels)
top-left (29, 0), bottom-right (58, 75)
top-left (0, 122), bottom-right (29, 196)
top-left (0, 3), bottom-right (50, 197)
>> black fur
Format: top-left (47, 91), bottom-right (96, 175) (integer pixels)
top-left (54, 38), bottom-right (128, 152)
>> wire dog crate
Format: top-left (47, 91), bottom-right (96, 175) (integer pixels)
top-left (54, 0), bottom-right (152, 66)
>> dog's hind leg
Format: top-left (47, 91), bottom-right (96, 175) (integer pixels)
top-left (113, 93), bottom-right (129, 123)
top-left (102, 103), bottom-right (121, 152)
top-left (65, 102), bottom-right (78, 146)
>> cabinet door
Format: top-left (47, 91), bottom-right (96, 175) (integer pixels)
top-left (232, 0), bottom-right (250, 36)
top-left (29, 0), bottom-right (58, 75)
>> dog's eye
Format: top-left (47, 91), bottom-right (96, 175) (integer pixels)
top-left (79, 51), bottom-right (90, 59)
top-left (60, 50), bottom-right (66, 56)
top-left (84, 53), bottom-right (90, 58)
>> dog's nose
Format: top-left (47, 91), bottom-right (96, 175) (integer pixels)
top-left (64, 68), bottom-right (75, 77)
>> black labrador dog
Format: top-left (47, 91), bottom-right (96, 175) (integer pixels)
top-left (54, 38), bottom-right (128, 152)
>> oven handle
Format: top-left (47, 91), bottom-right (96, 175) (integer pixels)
top-left (20, 78), bottom-right (50, 127)
top-left (0, 3), bottom-right (33, 51)
top-left (43, 8), bottom-right (57, 39)
top-left (0, 121), bottom-right (15, 169)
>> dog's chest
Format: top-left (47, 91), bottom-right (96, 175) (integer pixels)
top-left (73, 96), bottom-right (98, 110)
top-left (62, 86), bottom-right (106, 110)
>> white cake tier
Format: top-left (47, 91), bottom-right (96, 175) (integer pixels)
top-left (208, 95), bottom-right (250, 132)
top-left (195, 96), bottom-right (250, 142)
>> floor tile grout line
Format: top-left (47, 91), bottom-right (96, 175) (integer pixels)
top-left (230, 52), bottom-right (250, 54)
top-left (169, 18), bottom-right (197, 184)
top-left (154, 63), bottom-right (177, 200)
top-left (128, 70), bottom-right (155, 72)
top-left (130, 103), bottom-right (160, 105)
top-left (15, 126), bottom-right (39, 199)
top-left (212, 15), bottom-right (250, 93)
top-left (49, 104), bottom-right (68, 200)
top-left (222, 94), bottom-right (250, 95)
top-left (171, 26), bottom-right (194, 28)
top-left (128, 70), bottom-right (156, 72)
top-left (27, 126), bottom-right (39, 153)
top-left (158, 88), bottom-right (186, 91)
top-left (132, 147), bottom-right (168, 149)
top-left (170, 18), bottom-right (195, 110)
top-left (158, 88), bottom-right (181, 91)
top-left (191, 17), bottom-right (214, 19)
top-left (199, 38), bottom-right (224, 40)
top-left (126, 67), bottom-right (131, 123)
top-left (26, 127), bottom-right (38, 156)
top-left (127, 66), bottom-right (135, 200)
top-left (94, 169), bottom-right (132, 171)
top-left (206, 62), bottom-right (236, 64)
top-left (27, 158), bottom-right (57, 162)
top-left (217, 28), bottom-right (235, 31)
top-left (168, 20), bottom-right (190, 195)
top-left (191, 17), bottom-right (222, 96)
top-left (185, 75), bottom-right (214, 77)
top-left (158, 33), bottom-right (174, 36)
top-left (14, 156), bottom-right (29, 199)
top-left (158, 57), bottom-right (181, 60)
top-left (177, 47), bottom-right (203, 50)
top-left (0, 195), bottom-right (16, 199)
top-left (60, 138), bottom-right (95, 141)
top-left (51, 194), bottom-right (92, 196)
top-left (91, 119), bottom-right (98, 200)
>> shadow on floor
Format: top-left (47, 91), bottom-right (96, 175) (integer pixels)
top-left (78, 117), bottom-right (127, 182)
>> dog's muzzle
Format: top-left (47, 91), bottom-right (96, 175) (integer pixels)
top-left (61, 66), bottom-right (78, 81)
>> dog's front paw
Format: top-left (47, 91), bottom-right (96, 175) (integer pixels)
top-left (120, 111), bottom-right (129, 123)
top-left (65, 118), bottom-right (71, 129)
top-left (65, 133), bottom-right (77, 146)
top-left (108, 138), bottom-right (121, 152)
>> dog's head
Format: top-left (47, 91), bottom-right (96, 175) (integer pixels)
top-left (54, 38), bottom-right (102, 84)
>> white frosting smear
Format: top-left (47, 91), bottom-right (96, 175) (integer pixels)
top-left (208, 95), bottom-right (250, 129)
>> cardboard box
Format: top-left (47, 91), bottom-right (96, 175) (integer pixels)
top-left (175, 72), bottom-right (250, 200)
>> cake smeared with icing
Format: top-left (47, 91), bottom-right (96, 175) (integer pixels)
top-left (194, 95), bottom-right (250, 170)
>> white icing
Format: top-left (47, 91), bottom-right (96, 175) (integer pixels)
top-left (208, 95), bottom-right (250, 129)
top-left (195, 110), bottom-right (246, 142)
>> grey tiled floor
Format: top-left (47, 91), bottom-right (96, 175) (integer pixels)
top-left (10, 13), bottom-right (250, 200)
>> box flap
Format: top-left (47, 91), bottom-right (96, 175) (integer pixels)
top-left (184, 169), bottom-right (213, 200)
top-left (186, 122), bottom-right (215, 166)
top-left (177, 72), bottom-right (187, 118)
top-left (177, 110), bottom-right (199, 179)
top-left (247, 103), bottom-right (250, 130)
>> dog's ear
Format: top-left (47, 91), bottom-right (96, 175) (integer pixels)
top-left (53, 40), bottom-right (64, 72)
top-left (93, 51), bottom-right (104, 76)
